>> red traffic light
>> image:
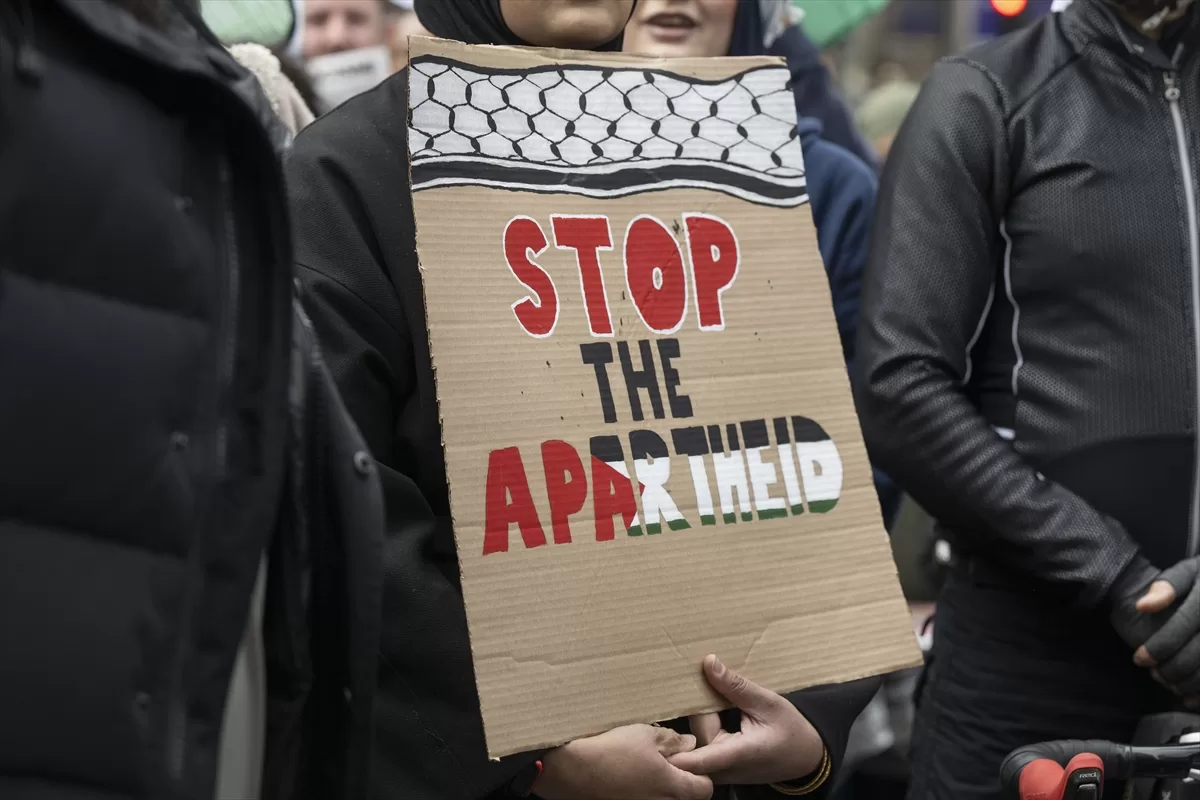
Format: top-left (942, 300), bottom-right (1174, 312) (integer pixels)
top-left (991, 0), bottom-right (1029, 15)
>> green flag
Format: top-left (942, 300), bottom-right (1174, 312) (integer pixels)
top-left (791, 0), bottom-right (890, 47)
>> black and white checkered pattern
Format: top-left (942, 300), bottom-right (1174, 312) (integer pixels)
top-left (408, 56), bottom-right (808, 208)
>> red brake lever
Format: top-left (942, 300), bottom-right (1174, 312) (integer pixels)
top-left (1019, 753), bottom-right (1105, 800)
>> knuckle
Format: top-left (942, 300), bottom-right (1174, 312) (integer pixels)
top-left (729, 673), bottom-right (748, 694)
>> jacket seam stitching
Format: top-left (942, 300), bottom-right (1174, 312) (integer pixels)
top-left (1009, 50), bottom-right (1086, 120)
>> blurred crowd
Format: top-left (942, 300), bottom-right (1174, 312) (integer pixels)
top-left (8, 1), bottom-right (1200, 800)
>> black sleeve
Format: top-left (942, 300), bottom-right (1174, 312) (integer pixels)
top-left (854, 59), bottom-right (1140, 609)
top-left (286, 92), bottom-right (539, 800)
top-left (733, 676), bottom-right (881, 800)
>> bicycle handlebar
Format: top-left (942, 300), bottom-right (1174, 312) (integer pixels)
top-left (1001, 740), bottom-right (1200, 799)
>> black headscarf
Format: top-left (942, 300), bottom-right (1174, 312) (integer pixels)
top-left (727, 0), bottom-right (768, 56)
top-left (414, 0), bottom-right (635, 50)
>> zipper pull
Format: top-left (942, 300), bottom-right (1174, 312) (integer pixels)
top-left (1166, 71), bottom-right (1182, 102)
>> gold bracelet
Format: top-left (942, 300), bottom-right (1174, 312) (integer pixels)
top-left (768, 748), bottom-right (832, 796)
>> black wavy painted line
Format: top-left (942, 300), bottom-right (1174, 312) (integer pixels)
top-left (410, 53), bottom-right (794, 90)
top-left (411, 158), bottom-right (809, 208)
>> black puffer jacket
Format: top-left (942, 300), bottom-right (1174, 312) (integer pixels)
top-left (857, 0), bottom-right (1200, 609)
top-left (0, 2), bottom-right (382, 799)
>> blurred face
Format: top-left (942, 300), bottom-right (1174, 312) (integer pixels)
top-left (303, 0), bottom-right (391, 60)
top-left (499, 0), bottom-right (636, 49)
top-left (623, 0), bottom-right (738, 58)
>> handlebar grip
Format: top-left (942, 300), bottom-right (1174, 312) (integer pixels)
top-left (1001, 740), bottom-right (1200, 799)
top-left (1002, 740), bottom-right (1129, 793)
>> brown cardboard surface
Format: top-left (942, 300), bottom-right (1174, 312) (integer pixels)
top-left (407, 36), bottom-right (921, 759)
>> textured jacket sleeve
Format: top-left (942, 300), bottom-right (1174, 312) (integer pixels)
top-left (285, 98), bottom-right (539, 800)
top-left (855, 59), bottom-right (1142, 608)
top-left (734, 676), bottom-right (881, 800)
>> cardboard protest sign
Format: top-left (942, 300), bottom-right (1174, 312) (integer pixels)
top-left (407, 37), bottom-right (921, 759)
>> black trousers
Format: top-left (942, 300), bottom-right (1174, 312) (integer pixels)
top-left (907, 562), bottom-right (1175, 800)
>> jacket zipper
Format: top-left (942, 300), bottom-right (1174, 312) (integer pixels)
top-left (165, 154), bottom-right (242, 783)
top-left (1165, 69), bottom-right (1200, 558)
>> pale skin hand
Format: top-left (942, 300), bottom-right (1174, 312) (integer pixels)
top-left (534, 723), bottom-right (714, 800)
top-left (1134, 582), bottom-right (1200, 708)
top-left (667, 655), bottom-right (825, 786)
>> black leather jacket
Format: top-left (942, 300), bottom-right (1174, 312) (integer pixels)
top-left (857, 0), bottom-right (1200, 609)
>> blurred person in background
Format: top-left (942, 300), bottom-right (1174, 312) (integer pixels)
top-left (857, 0), bottom-right (1200, 797)
top-left (625, 0), bottom-right (901, 545)
top-left (274, 47), bottom-right (322, 117)
top-left (853, 77), bottom-right (919, 162)
top-left (0, 2), bottom-right (384, 800)
top-left (622, 0), bottom-right (876, 168)
top-left (230, 42), bottom-right (317, 137)
top-left (287, 0), bottom-right (879, 797)
top-left (301, 0), bottom-right (398, 112)
top-left (301, 0), bottom-right (393, 60)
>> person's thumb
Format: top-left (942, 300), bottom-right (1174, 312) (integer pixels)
top-left (664, 766), bottom-right (715, 800)
top-left (653, 727), bottom-right (697, 757)
top-left (702, 654), bottom-right (779, 717)
top-left (1138, 580), bottom-right (1178, 613)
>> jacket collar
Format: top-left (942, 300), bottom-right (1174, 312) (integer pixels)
top-left (1062, 0), bottom-right (1200, 68)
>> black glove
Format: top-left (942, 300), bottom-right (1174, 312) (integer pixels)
top-left (1110, 555), bottom-right (1200, 694)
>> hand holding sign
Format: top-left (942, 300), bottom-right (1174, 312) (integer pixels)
top-left (536, 724), bottom-right (714, 800)
top-left (669, 656), bottom-right (825, 787)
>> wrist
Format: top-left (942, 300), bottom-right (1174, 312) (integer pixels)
top-left (769, 746), bottom-right (831, 796)
top-left (1108, 554), bottom-right (1157, 608)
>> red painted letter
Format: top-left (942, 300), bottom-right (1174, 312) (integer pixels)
top-left (504, 216), bottom-right (557, 337)
top-left (684, 214), bottom-right (740, 331)
top-left (542, 440), bottom-right (587, 545)
top-left (590, 458), bottom-right (638, 541)
top-left (552, 215), bottom-right (614, 337)
top-left (624, 215), bottom-right (688, 334)
top-left (483, 446), bottom-right (547, 555)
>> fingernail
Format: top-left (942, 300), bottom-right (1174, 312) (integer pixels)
top-left (711, 657), bottom-right (725, 677)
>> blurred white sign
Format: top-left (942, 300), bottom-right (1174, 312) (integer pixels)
top-left (307, 45), bottom-right (392, 112)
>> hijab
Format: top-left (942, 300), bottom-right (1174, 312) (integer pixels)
top-left (414, 0), bottom-right (634, 50)
top-left (727, 0), bottom-right (792, 56)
